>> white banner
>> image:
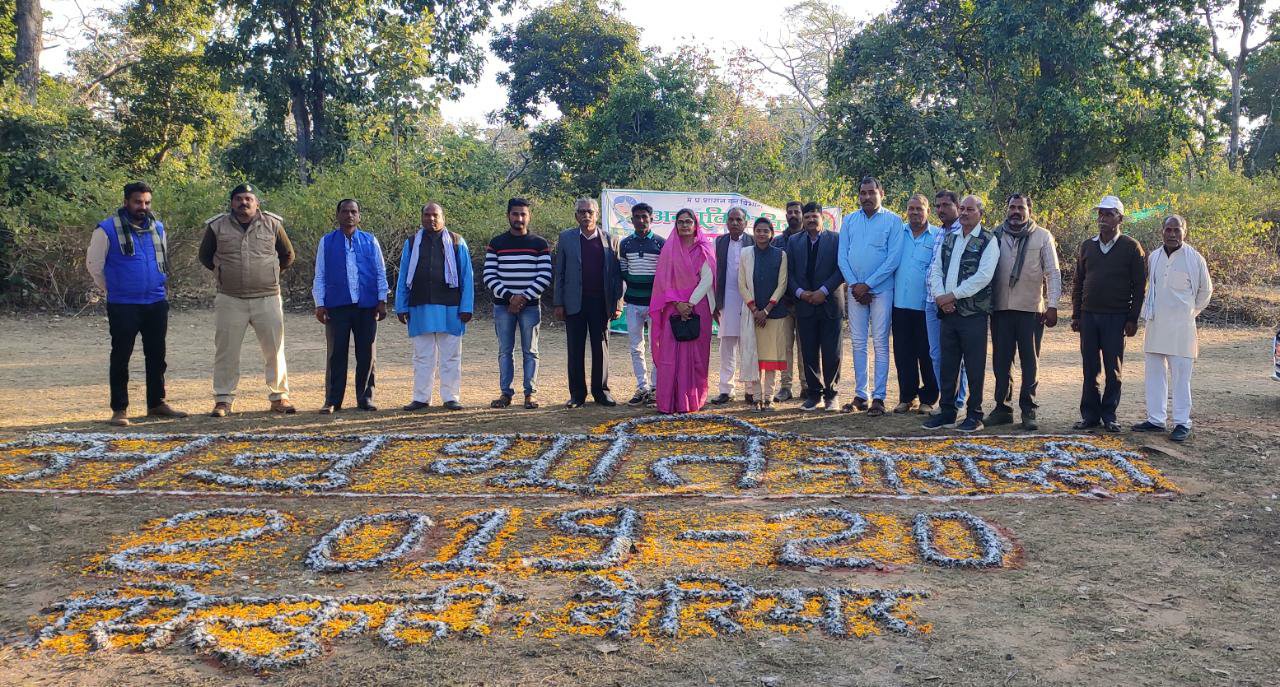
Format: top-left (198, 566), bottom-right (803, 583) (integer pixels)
top-left (600, 188), bottom-right (841, 239)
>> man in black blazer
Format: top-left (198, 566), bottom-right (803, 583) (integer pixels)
top-left (553, 198), bottom-right (624, 407)
top-left (787, 202), bottom-right (846, 411)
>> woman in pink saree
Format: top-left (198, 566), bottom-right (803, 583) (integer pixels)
top-left (650, 209), bottom-right (717, 413)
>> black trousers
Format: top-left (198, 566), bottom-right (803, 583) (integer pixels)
top-left (1079, 311), bottom-right (1127, 424)
top-left (566, 295), bottom-right (611, 402)
top-left (990, 310), bottom-right (1044, 414)
top-left (939, 312), bottom-right (988, 420)
top-left (891, 307), bottom-right (938, 405)
top-left (324, 304), bottom-right (378, 407)
top-left (796, 314), bottom-right (842, 401)
top-left (107, 300), bottom-right (169, 411)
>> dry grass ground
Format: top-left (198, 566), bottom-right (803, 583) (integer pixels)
top-left (0, 307), bottom-right (1276, 686)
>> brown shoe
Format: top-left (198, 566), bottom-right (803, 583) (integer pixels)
top-left (892, 401), bottom-right (917, 414)
top-left (270, 399), bottom-right (297, 414)
top-left (490, 394), bottom-right (513, 409)
top-left (524, 393), bottom-right (540, 409)
top-left (109, 410), bottom-right (130, 427)
top-left (842, 397), bottom-right (869, 413)
top-left (147, 402), bottom-right (189, 418)
top-left (867, 399), bottom-right (886, 417)
top-left (210, 402), bottom-right (232, 418)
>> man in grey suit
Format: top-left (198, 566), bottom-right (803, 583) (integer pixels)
top-left (787, 201), bottom-right (846, 411)
top-left (554, 198), bottom-right (624, 407)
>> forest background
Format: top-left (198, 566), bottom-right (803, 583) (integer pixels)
top-left (2, 0), bottom-right (1278, 324)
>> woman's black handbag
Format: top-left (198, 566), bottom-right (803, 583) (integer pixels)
top-left (669, 313), bottom-right (701, 342)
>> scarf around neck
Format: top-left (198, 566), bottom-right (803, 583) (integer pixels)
top-left (407, 227), bottom-right (458, 290)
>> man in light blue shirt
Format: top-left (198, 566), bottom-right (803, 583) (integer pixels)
top-left (312, 199), bottom-right (389, 413)
top-left (926, 189), bottom-right (967, 413)
top-left (891, 194), bottom-right (940, 414)
top-left (837, 176), bottom-right (904, 415)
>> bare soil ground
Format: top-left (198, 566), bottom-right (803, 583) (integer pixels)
top-left (0, 307), bottom-right (1276, 687)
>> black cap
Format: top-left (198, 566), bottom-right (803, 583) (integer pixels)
top-left (230, 183), bottom-right (257, 200)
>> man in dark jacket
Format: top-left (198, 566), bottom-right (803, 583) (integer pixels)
top-left (786, 202), bottom-right (846, 411)
top-left (553, 198), bottom-right (624, 408)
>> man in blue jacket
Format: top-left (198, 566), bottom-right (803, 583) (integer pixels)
top-left (312, 199), bottom-right (389, 413)
top-left (86, 182), bottom-right (189, 426)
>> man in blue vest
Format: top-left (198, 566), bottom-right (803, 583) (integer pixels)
top-left (312, 199), bottom-right (388, 413)
top-left (86, 181), bottom-right (188, 426)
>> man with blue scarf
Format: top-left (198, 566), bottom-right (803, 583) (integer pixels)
top-left (87, 181), bottom-right (189, 426)
top-left (312, 199), bottom-right (388, 413)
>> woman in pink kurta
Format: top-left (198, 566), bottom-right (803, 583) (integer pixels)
top-left (649, 209), bottom-right (717, 413)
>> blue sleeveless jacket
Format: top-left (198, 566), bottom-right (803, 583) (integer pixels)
top-left (98, 214), bottom-right (167, 305)
top-left (321, 229), bottom-right (382, 308)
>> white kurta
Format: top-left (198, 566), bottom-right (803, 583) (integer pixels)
top-left (1141, 244), bottom-right (1213, 359)
top-left (718, 237), bottom-right (746, 338)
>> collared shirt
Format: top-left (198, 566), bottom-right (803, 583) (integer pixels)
top-left (926, 220), bottom-right (961, 301)
top-left (1094, 234), bottom-right (1118, 254)
top-left (794, 231), bottom-right (830, 298)
top-left (312, 229), bottom-right (388, 307)
top-left (837, 206), bottom-right (905, 294)
top-left (928, 225), bottom-right (1001, 299)
top-left (893, 223), bottom-right (940, 310)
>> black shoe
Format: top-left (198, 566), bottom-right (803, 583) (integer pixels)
top-left (824, 395), bottom-right (840, 412)
top-left (744, 393), bottom-right (755, 405)
top-left (773, 388), bottom-right (793, 402)
top-left (1020, 412), bottom-right (1039, 431)
top-left (595, 394), bottom-right (617, 407)
top-left (566, 399), bottom-right (586, 409)
top-left (954, 416), bottom-right (984, 433)
top-left (402, 401), bottom-right (430, 411)
top-left (709, 393), bottom-right (731, 405)
top-left (1170, 425), bottom-right (1191, 442)
top-left (986, 409), bottom-right (1014, 426)
top-left (800, 397), bottom-right (821, 412)
top-left (922, 414), bottom-right (956, 430)
top-left (443, 400), bottom-right (463, 411)
top-left (1131, 420), bottom-right (1164, 432)
top-left (358, 403), bottom-right (378, 412)
top-left (1102, 421), bottom-right (1123, 433)
top-left (1072, 420), bottom-right (1101, 430)
top-left (627, 390), bottom-right (648, 406)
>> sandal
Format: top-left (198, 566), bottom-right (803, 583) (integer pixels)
top-left (524, 394), bottom-right (539, 409)
top-left (490, 394), bottom-right (513, 409)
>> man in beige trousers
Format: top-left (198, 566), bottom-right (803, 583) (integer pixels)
top-left (199, 183), bottom-right (297, 416)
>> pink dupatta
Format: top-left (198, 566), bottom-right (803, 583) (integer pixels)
top-left (649, 210), bottom-right (717, 413)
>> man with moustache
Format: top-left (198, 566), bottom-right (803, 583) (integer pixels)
top-left (927, 190), bottom-right (968, 414)
top-left (618, 202), bottom-right (665, 405)
top-left (710, 207), bottom-right (753, 404)
top-left (987, 194), bottom-right (1061, 431)
top-left (787, 202), bottom-right (846, 411)
top-left (554, 198), bottom-right (624, 408)
top-left (889, 194), bottom-right (940, 414)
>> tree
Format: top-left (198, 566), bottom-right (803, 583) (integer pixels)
top-left (490, 0), bottom-right (641, 127)
top-left (1199, 0), bottom-right (1278, 171)
top-left (821, 0), bottom-right (1210, 194)
top-left (1241, 32), bottom-right (1280, 171)
top-left (208, 0), bottom-right (513, 184)
top-left (13, 0), bottom-right (38, 104)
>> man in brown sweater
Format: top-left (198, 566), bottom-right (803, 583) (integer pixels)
top-left (199, 183), bottom-right (297, 417)
top-left (1070, 195), bottom-right (1146, 431)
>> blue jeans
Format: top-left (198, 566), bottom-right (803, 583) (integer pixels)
top-left (925, 301), bottom-right (966, 407)
top-left (495, 304), bottom-right (541, 396)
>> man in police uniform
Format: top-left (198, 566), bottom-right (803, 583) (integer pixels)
top-left (198, 183), bottom-right (297, 416)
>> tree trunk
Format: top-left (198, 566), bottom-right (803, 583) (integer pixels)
top-left (14, 0), bottom-right (42, 105)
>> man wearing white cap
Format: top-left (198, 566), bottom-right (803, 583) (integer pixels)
top-left (1131, 215), bottom-right (1211, 442)
top-left (1070, 195), bottom-right (1146, 432)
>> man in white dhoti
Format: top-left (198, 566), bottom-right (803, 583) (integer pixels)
top-left (1131, 215), bottom-right (1212, 442)
top-left (710, 207), bottom-right (753, 404)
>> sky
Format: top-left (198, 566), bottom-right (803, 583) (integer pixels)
top-left (39, 0), bottom-right (895, 124)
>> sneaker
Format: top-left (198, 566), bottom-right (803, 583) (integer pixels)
top-left (954, 417), bottom-right (984, 433)
top-left (709, 393), bottom-right (731, 405)
top-left (800, 397), bottom-right (822, 412)
top-left (922, 414), bottom-right (955, 429)
top-left (986, 409), bottom-right (1014, 426)
top-left (1170, 425), bottom-right (1191, 442)
top-left (628, 390), bottom-right (648, 406)
top-left (824, 396), bottom-right (840, 412)
top-left (773, 388), bottom-right (793, 402)
top-left (1131, 420), bottom-right (1164, 432)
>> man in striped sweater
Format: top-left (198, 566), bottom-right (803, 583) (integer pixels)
top-left (618, 202), bottom-right (665, 405)
top-left (484, 198), bottom-right (553, 409)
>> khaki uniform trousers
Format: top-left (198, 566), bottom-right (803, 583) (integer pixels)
top-left (213, 293), bottom-right (289, 403)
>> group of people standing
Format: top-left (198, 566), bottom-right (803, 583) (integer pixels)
top-left (89, 179), bottom-right (1213, 442)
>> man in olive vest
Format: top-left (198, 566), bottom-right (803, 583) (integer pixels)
top-left (923, 194), bottom-right (1000, 432)
top-left (988, 194), bottom-right (1061, 431)
top-left (199, 183), bottom-right (297, 416)
top-left (86, 181), bottom-right (189, 426)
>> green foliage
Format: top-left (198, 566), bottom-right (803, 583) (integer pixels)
top-left (491, 0), bottom-right (642, 126)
